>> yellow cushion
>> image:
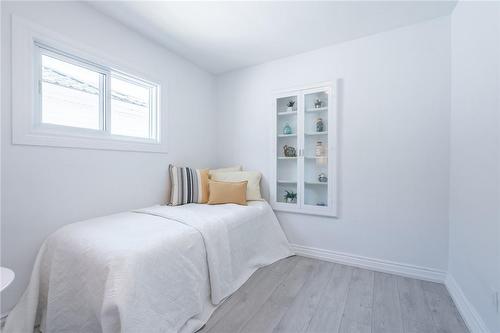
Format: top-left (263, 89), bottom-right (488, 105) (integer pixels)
top-left (198, 169), bottom-right (210, 203)
top-left (210, 171), bottom-right (263, 201)
top-left (208, 180), bottom-right (248, 205)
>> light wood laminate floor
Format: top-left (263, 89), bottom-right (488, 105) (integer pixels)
top-left (199, 256), bottom-right (469, 333)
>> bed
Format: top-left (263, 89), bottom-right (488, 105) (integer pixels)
top-left (4, 201), bottom-right (292, 333)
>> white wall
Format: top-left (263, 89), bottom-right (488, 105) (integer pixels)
top-left (449, 2), bottom-right (500, 332)
top-left (1, 1), bottom-right (217, 314)
top-left (4, 2), bottom-right (498, 330)
top-left (215, 17), bottom-right (451, 272)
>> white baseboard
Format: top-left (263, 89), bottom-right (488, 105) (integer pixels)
top-left (445, 274), bottom-right (491, 333)
top-left (290, 244), bottom-right (446, 282)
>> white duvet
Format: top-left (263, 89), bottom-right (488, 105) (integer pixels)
top-left (4, 201), bottom-right (292, 333)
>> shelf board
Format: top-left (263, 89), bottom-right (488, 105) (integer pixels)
top-left (305, 156), bottom-right (328, 159)
top-left (277, 111), bottom-right (297, 116)
top-left (305, 181), bottom-right (328, 185)
top-left (306, 107), bottom-right (328, 113)
top-left (277, 180), bottom-right (297, 184)
top-left (277, 201), bottom-right (297, 205)
top-left (305, 131), bottom-right (328, 136)
top-left (277, 156), bottom-right (297, 160)
top-left (277, 134), bottom-right (297, 138)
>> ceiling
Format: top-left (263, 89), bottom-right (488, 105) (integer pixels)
top-left (88, 1), bottom-right (457, 74)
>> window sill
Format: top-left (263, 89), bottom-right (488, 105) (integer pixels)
top-left (13, 127), bottom-right (168, 153)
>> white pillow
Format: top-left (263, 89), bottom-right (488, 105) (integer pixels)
top-left (209, 165), bottom-right (242, 177)
top-left (210, 171), bottom-right (263, 201)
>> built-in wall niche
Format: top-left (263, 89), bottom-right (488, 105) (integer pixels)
top-left (272, 83), bottom-right (337, 217)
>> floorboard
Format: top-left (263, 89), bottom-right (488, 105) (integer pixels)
top-left (273, 260), bottom-right (335, 333)
top-left (201, 256), bottom-right (469, 333)
top-left (421, 280), bottom-right (469, 333)
top-left (239, 257), bottom-right (318, 333)
top-left (201, 257), bottom-right (299, 333)
top-left (305, 264), bottom-right (352, 333)
top-left (372, 272), bottom-right (404, 333)
top-left (396, 275), bottom-right (437, 333)
top-left (338, 267), bottom-right (374, 333)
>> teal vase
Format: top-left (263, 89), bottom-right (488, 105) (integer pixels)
top-left (283, 123), bottom-right (292, 135)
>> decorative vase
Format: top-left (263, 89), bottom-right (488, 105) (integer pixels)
top-left (283, 145), bottom-right (297, 157)
top-left (315, 118), bottom-right (324, 132)
top-left (283, 123), bottom-right (292, 135)
top-left (315, 141), bottom-right (325, 157)
top-left (318, 173), bottom-right (327, 183)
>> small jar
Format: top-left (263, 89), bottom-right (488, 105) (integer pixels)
top-left (315, 141), bottom-right (325, 157)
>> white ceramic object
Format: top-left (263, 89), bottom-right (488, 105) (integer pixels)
top-left (1, 267), bottom-right (15, 292)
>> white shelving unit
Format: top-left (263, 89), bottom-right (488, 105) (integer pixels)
top-left (271, 82), bottom-right (337, 217)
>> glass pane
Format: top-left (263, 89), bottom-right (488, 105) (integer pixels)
top-left (303, 91), bottom-right (329, 207)
top-left (111, 76), bottom-right (152, 139)
top-left (41, 55), bottom-right (101, 130)
top-left (276, 96), bottom-right (298, 205)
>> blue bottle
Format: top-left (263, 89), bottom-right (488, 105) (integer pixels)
top-left (283, 123), bottom-right (292, 135)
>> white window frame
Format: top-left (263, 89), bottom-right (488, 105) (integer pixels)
top-left (34, 43), bottom-right (108, 136)
top-left (109, 71), bottom-right (159, 142)
top-left (12, 15), bottom-right (168, 153)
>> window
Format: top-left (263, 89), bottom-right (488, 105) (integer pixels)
top-left (110, 75), bottom-right (157, 139)
top-left (12, 17), bottom-right (166, 153)
top-left (34, 43), bottom-right (160, 143)
top-left (40, 54), bottom-right (103, 130)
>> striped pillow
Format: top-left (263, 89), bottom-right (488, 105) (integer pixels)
top-left (168, 165), bottom-right (209, 206)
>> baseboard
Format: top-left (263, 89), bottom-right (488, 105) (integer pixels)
top-left (290, 244), bottom-right (446, 282)
top-left (445, 274), bottom-right (491, 333)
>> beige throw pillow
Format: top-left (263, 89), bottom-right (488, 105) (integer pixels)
top-left (210, 171), bottom-right (263, 201)
top-left (208, 165), bottom-right (242, 178)
top-left (208, 180), bottom-right (248, 205)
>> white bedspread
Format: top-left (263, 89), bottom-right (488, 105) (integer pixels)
top-left (136, 201), bottom-right (293, 304)
top-left (4, 201), bottom-right (292, 333)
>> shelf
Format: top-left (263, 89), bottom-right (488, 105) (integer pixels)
top-left (277, 180), bottom-right (297, 184)
top-left (305, 131), bottom-right (328, 136)
top-left (277, 156), bottom-right (297, 160)
top-left (277, 200), bottom-right (297, 205)
top-left (277, 111), bottom-right (297, 116)
top-left (305, 156), bottom-right (328, 160)
top-left (306, 107), bottom-right (328, 113)
top-left (277, 134), bottom-right (297, 138)
top-left (305, 181), bottom-right (328, 185)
